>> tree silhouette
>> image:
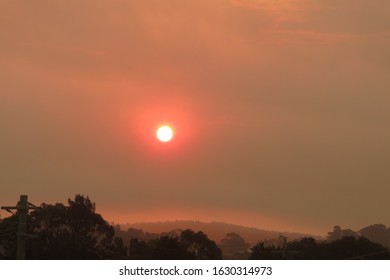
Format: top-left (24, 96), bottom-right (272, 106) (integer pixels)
top-left (127, 229), bottom-right (222, 260)
top-left (153, 236), bottom-right (193, 260)
top-left (0, 215), bottom-right (18, 259)
top-left (359, 224), bottom-right (390, 248)
top-left (180, 229), bottom-right (222, 260)
top-left (327, 225), bottom-right (358, 242)
top-left (250, 236), bottom-right (390, 260)
top-left (25, 195), bottom-right (127, 259)
top-left (249, 242), bottom-right (281, 260)
top-left (128, 238), bottom-right (153, 259)
top-left (286, 237), bottom-right (318, 259)
top-left (219, 232), bottom-right (250, 259)
top-left (320, 236), bottom-right (389, 260)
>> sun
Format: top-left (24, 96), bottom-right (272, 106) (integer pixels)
top-left (156, 125), bottom-right (173, 142)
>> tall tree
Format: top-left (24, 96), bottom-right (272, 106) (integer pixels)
top-left (1, 194), bottom-right (127, 259)
top-left (180, 229), bottom-right (222, 260)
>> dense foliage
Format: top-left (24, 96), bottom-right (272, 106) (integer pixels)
top-left (250, 236), bottom-right (390, 260)
top-left (128, 229), bottom-right (222, 260)
top-left (0, 195), bottom-right (126, 259)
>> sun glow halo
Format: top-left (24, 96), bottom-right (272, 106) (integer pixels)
top-left (156, 125), bottom-right (173, 142)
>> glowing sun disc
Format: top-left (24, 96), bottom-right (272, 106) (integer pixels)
top-left (157, 126), bottom-right (173, 142)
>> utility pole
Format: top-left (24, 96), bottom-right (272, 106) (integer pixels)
top-left (1, 195), bottom-right (39, 260)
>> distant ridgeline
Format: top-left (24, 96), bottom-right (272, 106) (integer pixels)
top-left (116, 221), bottom-right (390, 260)
top-left (117, 220), bottom-right (320, 246)
top-left (1, 195), bottom-right (389, 260)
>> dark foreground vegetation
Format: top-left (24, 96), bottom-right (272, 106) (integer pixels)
top-left (0, 195), bottom-right (389, 260)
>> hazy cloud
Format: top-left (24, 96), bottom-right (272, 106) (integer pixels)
top-left (1, 0), bottom-right (389, 234)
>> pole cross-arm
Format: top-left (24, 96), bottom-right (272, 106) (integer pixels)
top-left (1, 195), bottom-right (40, 259)
top-left (1, 206), bottom-right (19, 210)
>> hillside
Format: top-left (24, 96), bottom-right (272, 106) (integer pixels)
top-left (120, 220), bottom-right (322, 245)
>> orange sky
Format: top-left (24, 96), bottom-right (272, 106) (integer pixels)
top-left (1, 0), bottom-right (390, 236)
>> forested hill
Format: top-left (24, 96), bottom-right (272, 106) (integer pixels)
top-left (120, 220), bottom-right (322, 245)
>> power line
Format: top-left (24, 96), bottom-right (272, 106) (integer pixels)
top-left (345, 249), bottom-right (390, 260)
